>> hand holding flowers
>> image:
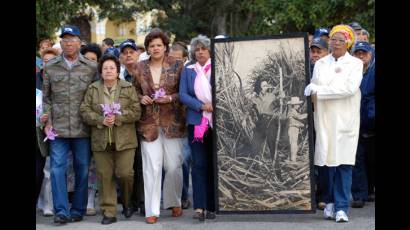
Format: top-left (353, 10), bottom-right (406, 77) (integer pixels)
top-left (43, 125), bottom-right (58, 142)
top-left (151, 87), bottom-right (171, 104)
top-left (101, 103), bottom-right (122, 144)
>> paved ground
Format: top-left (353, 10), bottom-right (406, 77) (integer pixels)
top-left (36, 201), bottom-right (374, 230)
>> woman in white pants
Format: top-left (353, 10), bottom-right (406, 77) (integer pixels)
top-left (131, 28), bottom-right (186, 224)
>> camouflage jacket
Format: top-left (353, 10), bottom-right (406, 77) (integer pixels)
top-left (132, 57), bottom-right (186, 142)
top-left (42, 54), bottom-right (98, 138)
top-left (80, 80), bottom-right (141, 152)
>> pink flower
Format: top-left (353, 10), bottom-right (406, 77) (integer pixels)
top-left (111, 103), bottom-right (122, 115)
top-left (100, 103), bottom-right (122, 117)
top-left (44, 128), bottom-right (58, 142)
top-left (152, 87), bottom-right (166, 99)
top-left (101, 104), bottom-right (113, 117)
top-left (100, 103), bottom-right (122, 145)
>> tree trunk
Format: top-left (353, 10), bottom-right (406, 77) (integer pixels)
top-left (68, 15), bottom-right (91, 43)
top-left (213, 10), bottom-right (227, 35)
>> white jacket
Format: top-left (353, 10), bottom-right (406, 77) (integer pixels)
top-left (311, 52), bottom-right (363, 166)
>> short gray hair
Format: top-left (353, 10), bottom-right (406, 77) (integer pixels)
top-left (361, 29), bottom-right (370, 38)
top-left (189, 34), bottom-right (211, 62)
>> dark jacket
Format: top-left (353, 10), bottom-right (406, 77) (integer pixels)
top-left (42, 54), bottom-right (98, 138)
top-left (80, 80), bottom-right (141, 152)
top-left (359, 60), bottom-right (375, 136)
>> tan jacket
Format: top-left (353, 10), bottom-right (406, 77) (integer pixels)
top-left (132, 57), bottom-right (186, 142)
top-left (42, 54), bottom-right (98, 138)
top-left (80, 80), bottom-right (141, 152)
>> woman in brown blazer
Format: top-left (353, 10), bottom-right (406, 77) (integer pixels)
top-left (131, 28), bottom-right (185, 224)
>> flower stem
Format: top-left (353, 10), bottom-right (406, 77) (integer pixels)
top-left (108, 127), bottom-right (112, 144)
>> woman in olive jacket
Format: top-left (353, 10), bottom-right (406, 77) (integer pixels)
top-left (80, 54), bottom-right (141, 225)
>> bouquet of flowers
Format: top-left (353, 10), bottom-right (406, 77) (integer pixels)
top-left (101, 102), bottom-right (122, 144)
top-left (151, 87), bottom-right (166, 113)
top-left (152, 87), bottom-right (166, 99)
top-left (44, 127), bottom-right (58, 141)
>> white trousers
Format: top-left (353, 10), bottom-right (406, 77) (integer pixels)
top-left (141, 128), bottom-right (183, 217)
top-left (38, 157), bottom-right (53, 212)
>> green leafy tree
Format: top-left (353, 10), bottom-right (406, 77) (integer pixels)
top-left (37, 0), bottom-right (375, 46)
top-left (36, 0), bottom-right (86, 44)
top-left (36, 0), bottom-right (146, 45)
top-left (146, 0), bottom-right (374, 42)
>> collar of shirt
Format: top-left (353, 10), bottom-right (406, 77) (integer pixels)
top-left (124, 69), bottom-right (133, 82)
top-left (103, 83), bottom-right (117, 104)
top-left (63, 54), bottom-right (79, 69)
top-left (329, 52), bottom-right (348, 63)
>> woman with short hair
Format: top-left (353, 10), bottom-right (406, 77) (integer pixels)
top-left (179, 34), bottom-right (216, 221)
top-left (80, 54), bottom-right (141, 225)
top-left (132, 28), bottom-right (186, 224)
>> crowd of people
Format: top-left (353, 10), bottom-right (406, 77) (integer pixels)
top-left (35, 21), bottom-right (374, 225)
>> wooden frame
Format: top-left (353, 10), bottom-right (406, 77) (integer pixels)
top-left (211, 33), bottom-right (315, 213)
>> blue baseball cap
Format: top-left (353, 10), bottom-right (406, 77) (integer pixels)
top-left (310, 37), bottom-right (328, 50)
top-left (120, 39), bottom-right (137, 53)
top-left (314, 28), bottom-right (329, 38)
top-left (60, 25), bottom-right (81, 38)
top-left (353, 41), bottom-right (372, 53)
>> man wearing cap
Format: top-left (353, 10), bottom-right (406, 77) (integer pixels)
top-left (119, 39), bottom-right (143, 82)
top-left (349, 22), bottom-right (363, 37)
top-left (309, 38), bottom-right (329, 77)
top-left (313, 28), bottom-right (330, 43)
top-left (42, 25), bottom-right (98, 224)
top-left (351, 41), bottom-right (375, 208)
top-left (118, 38), bottom-right (146, 216)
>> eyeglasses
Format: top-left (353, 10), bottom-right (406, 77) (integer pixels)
top-left (61, 38), bottom-right (80, 43)
top-left (330, 38), bottom-right (346, 43)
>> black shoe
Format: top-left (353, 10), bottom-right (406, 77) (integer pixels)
top-left (54, 215), bottom-right (69, 224)
top-left (367, 194), bottom-right (375, 202)
top-left (123, 207), bottom-right (136, 218)
top-left (101, 216), bottom-right (117, 225)
top-left (351, 200), bottom-right (365, 208)
top-left (139, 204), bottom-right (145, 216)
top-left (182, 199), bottom-right (191, 209)
top-left (193, 211), bottom-right (205, 221)
top-left (68, 192), bottom-right (74, 204)
top-left (69, 215), bottom-right (83, 222)
top-left (206, 211), bottom-right (216, 219)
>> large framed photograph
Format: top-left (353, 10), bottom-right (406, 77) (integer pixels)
top-left (211, 34), bottom-right (315, 213)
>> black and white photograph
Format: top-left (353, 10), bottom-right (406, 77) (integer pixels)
top-left (212, 34), bottom-right (314, 213)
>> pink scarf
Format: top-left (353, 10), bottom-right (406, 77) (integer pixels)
top-left (193, 58), bottom-right (212, 142)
